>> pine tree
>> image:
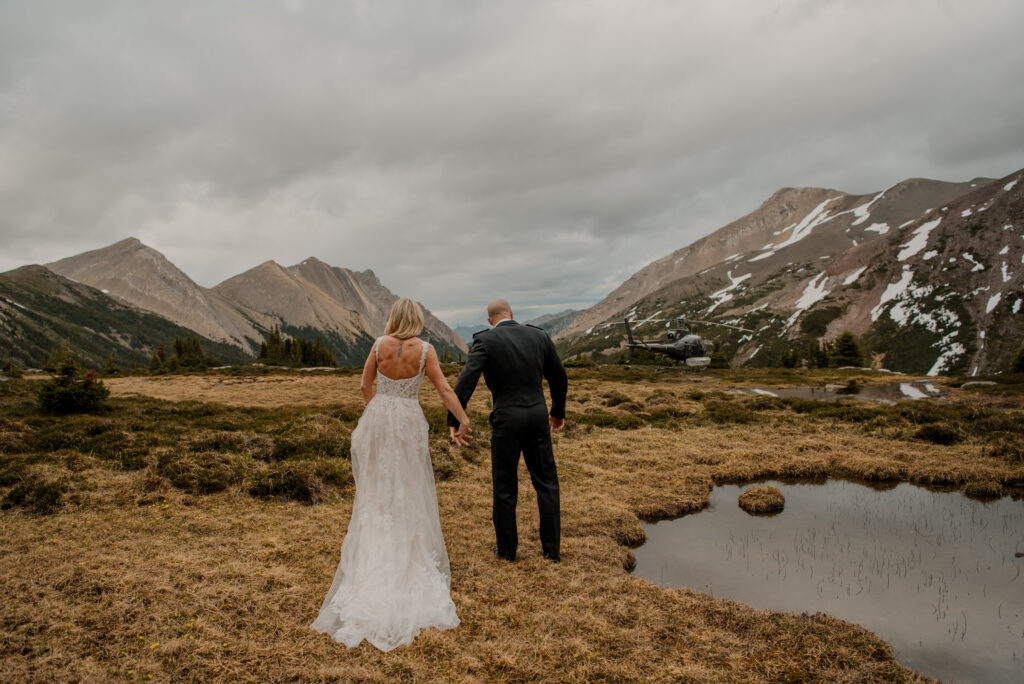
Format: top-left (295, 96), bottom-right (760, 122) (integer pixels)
top-left (708, 338), bottom-right (730, 369)
top-left (1011, 345), bottom-right (1024, 373)
top-left (36, 340), bottom-right (109, 413)
top-left (149, 343), bottom-right (167, 372)
top-left (830, 331), bottom-right (864, 368)
top-left (104, 354), bottom-right (119, 375)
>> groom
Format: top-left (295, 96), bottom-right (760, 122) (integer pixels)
top-left (447, 299), bottom-right (568, 562)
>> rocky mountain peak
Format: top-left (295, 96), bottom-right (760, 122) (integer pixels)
top-left (559, 169), bottom-right (1021, 375)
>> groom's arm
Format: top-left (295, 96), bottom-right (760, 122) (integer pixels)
top-left (447, 337), bottom-right (488, 428)
top-left (543, 336), bottom-right (568, 420)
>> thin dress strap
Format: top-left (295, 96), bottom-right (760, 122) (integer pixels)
top-left (374, 337), bottom-right (382, 363)
top-left (418, 340), bottom-right (429, 373)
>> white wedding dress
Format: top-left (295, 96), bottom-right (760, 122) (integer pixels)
top-left (310, 338), bottom-right (459, 650)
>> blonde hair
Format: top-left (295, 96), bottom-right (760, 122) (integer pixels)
top-left (384, 298), bottom-right (424, 340)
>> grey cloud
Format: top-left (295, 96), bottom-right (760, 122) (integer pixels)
top-left (1, 0), bottom-right (1022, 326)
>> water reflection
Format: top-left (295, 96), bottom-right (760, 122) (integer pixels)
top-left (743, 381), bottom-right (944, 403)
top-left (632, 480), bottom-right (1024, 683)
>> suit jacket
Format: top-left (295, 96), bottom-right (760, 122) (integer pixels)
top-left (446, 320), bottom-right (568, 428)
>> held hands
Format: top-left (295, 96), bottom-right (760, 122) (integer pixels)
top-left (450, 421), bottom-right (473, 446)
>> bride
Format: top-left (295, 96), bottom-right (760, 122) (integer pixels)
top-left (310, 298), bottom-right (472, 651)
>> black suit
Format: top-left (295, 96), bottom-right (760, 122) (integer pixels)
top-left (447, 320), bottom-right (568, 561)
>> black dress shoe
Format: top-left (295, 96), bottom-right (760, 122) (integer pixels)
top-left (492, 548), bottom-right (516, 562)
top-left (544, 554), bottom-right (560, 563)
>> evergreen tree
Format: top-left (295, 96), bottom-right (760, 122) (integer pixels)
top-left (169, 335), bottom-right (217, 369)
top-left (2, 358), bottom-right (22, 378)
top-left (1011, 345), bottom-right (1024, 373)
top-left (257, 326), bottom-right (336, 367)
top-left (708, 337), bottom-right (730, 369)
top-left (777, 347), bottom-right (799, 368)
top-left (149, 343), bottom-right (167, 372)
top-left (36, 340), bottom-right (109, 414)
top-left (830, 331), bottom-right (864, 367)
top-left (104, 354), bottom-right (119, 375)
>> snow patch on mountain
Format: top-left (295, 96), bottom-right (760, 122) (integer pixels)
top-left (851, 191), bottom-right (885, 226)
top-left (842, 266), bottom-right (867, 286)
top-left (897, 218), bottom-right (941, 261)
top-left (748, 197), bottom-right (840, 262)
top-left (706, 271), bottom-right (752, 313)
top-left (962, 253), bottom-right (985, 272)
top-left (864, 222), bottom-right (889, 234)
top-left (871, 268), bottom-right (914, 321)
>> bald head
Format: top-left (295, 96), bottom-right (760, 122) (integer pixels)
top-left (487, 299), bottom-right (512, 323)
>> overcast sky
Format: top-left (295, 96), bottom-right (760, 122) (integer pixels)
top-left (1, 1), bottom-right (1022, 326)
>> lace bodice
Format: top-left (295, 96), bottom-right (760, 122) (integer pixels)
top-left (374, 337), bottom-right (429, 400)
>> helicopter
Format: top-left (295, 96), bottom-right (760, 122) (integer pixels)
top-left (623, 316), bottom-right (754, 367)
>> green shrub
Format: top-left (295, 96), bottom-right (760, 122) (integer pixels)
top-left (963, 481), bottom-right (1002, 499)
top-left (314, 459), bottom-right (352, 488)
top-left (602, 391), bottom-right (632, 407)
top-left (1, 473), bottom-right (67, 514)
top-left (157, 450), bottom-right (236, 494)
top-left (703, 401), bottom-right (758, 424)
top-left (744, 395), bottom-right (788, 412)
top-left (36, 342), bottom-right (109, 415)
top-left (913, 424), bottom-right (963, 445)
top-left (0, 457), bottom-right (30, 486)
top-left (645, 390), bottom-right (676, 406)
top-left (248, 462), bottom-right (323, 503)
top-left (269, 434), bottom-right (351, 461)
top-left (574, 411), bottom-right (644, 430)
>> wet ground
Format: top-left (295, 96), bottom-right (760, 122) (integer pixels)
top-left (633, 480), bottom-right (1024, 683)
top-left (741, 381), bottom-right (944, 403)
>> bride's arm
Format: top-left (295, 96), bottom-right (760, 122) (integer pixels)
top-left (424, 345), bottom-right (472, 442)
top-left (359, 342), bottom-right (378, 403)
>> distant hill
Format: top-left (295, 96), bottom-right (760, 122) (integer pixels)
top-left (525, 309), bottom-right (582, 337)
top-left (452, 310), bottom-right (582, 346)
top-left (43, 239), bottom-right (465, 365)
top-left (47, 238), bottom-right (272, 352)
top-left (0, 265), bottom-right (251, 369)
top-left (453, 325), bottom-right (486, 346)
top-left (559, 169), bottom-right (1024, 376)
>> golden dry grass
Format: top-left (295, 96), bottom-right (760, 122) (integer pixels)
top-left (737, 486), bottom-right (785, 514)
top-left (7, 368), bottom-right (1021, 682)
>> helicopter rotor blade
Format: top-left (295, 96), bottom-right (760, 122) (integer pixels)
top-left (686, 318), bottom-right (755, 333)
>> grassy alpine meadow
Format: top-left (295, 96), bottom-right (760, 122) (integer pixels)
top-left (2, 365), bottom-right (1023, 682)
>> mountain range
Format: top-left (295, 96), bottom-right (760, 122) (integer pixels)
top-left (1, 239), bottom-right (465, 368)
top-left (453, 309), bottom-right (583, 345)
top-left (5, 166), bottom-right (1021, 375)
top-left (557, 168), bottom-right (1024, 376)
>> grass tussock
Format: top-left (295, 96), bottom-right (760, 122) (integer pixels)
top-left (3, 368), bottom-right (1016, 681)
top-left (738, 485), bottom-right (786, 514)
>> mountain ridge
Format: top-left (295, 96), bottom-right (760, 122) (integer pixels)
top-left (44, 239), bottom-right (466, 364)
top-left (558, 170), bottom-right (1022, 375)
top-left (0, 264), bottom-right (251, 369)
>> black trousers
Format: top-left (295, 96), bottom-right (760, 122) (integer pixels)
top-left (489, 404), bottom-right (560, 561)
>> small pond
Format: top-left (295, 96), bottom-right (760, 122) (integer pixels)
top-left (741, 380), bottom-right (944, 403)
top-left (632, 480), bottom-right (1024, 683)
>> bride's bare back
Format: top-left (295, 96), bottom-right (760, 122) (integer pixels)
top-left (358, 336), bottom-right (472, 444)
top-left (375, 336), bottom-right (426, 380)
